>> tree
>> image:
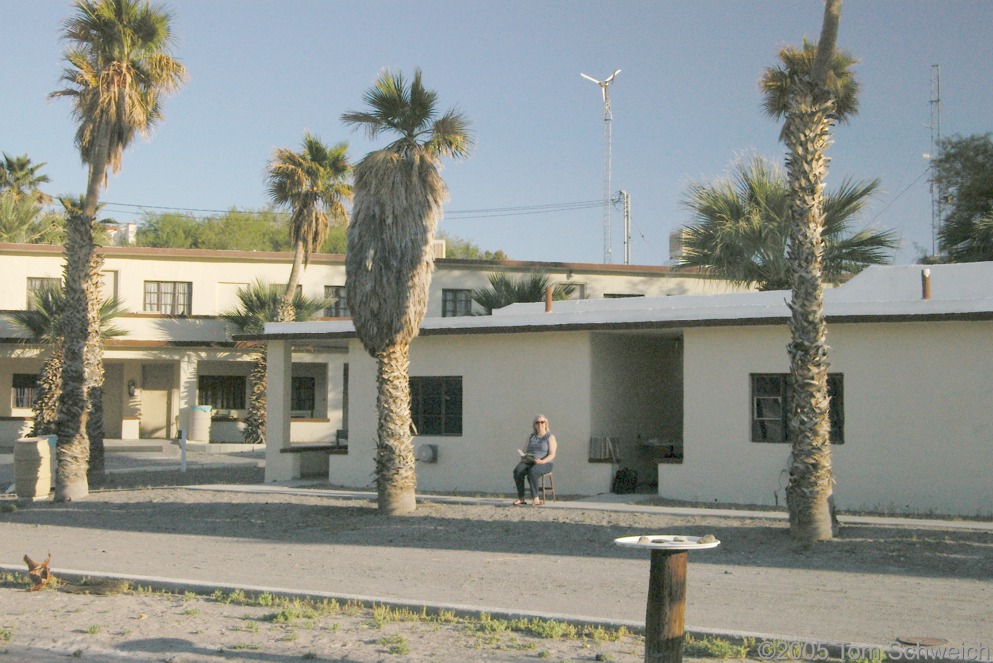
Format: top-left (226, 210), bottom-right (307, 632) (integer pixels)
top-left (679, 155), bottom-right (896, 290)
top-left (0, 192), bottom-right (65, 244)
top-left (0, 153), bottom-right (54, 206)
top-left (341, 68), bottom-right (472, 514)
top-left (221, 280), bottom-right (327, 446)
top-left (10, 284), bottom-right (127, 437)
top-left (266, 133), bottom-right (351, 322)
top-left (50, 0), bottom-right (187, 499)
top-left (760, 0), bottom-right (850, 543)
top-left (438, 231), bottom-right (508, 261)
top-left (471, 271), bottom-right (574, 315)
top-left (934, 133), bottom-right (993, 262)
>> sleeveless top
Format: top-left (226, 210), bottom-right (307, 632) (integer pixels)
top-left (526, 432), bottom-right (551, 460)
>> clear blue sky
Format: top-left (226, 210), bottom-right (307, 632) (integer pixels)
top-left (2, 1), bottom-right (991, 265)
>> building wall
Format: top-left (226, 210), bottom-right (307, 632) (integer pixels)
top-left (674, 321), bottom-right (993, 517)
top-left (330, 332), bottom-right (609, 495)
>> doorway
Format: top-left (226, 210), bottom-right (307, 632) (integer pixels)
top-left (139, 364), bottom-right (173, 439)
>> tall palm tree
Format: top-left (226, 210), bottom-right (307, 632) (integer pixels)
top-left (679, 155), bottom-right (896, 290)
top-left (221, 280), bottom-right (327, 445)
top-left (471, 271), bottom-right (574, 315)
top-left (760, 0), bottom-right (849, 543)
top-left (341, 68), bottom-right (472, 514)
top-left (266, 132), bottom-right (352, 322)
top-left (10, 284), bottom-right (127, 437)
top-left (0, 153), bottom-right (54, 206)
top-left (50, 0), bottom-right (187, 499)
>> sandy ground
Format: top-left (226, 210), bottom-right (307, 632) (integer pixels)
top-left (2, 465), bottom-right (992, 662)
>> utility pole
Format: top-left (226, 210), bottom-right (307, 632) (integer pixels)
top-left (929, 64), bottom-right (942, 258)
top-left (617, 190), bottom-right (631, 264)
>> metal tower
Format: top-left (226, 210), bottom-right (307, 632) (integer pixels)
top-left (581, 69), bottom-right (621, 263)
top-left (928, 64), bottom-right (942, 257)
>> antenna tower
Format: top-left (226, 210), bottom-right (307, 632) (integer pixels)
top-left (581, 69), bottom-right (621, 263)
top-left (929, 64), bottom-right (942, 257)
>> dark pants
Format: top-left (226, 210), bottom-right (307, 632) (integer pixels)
top-left (513, 461), bottom-right (553, 500)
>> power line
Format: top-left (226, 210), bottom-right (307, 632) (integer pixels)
top-left (100, 198), bottom-right (609, 221)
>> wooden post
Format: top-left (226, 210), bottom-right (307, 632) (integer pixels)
top-left (645, 550), bottom-right (688, 663)
top-left (545, 286), bottom-right (553, 312)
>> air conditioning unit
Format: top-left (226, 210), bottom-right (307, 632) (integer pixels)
top-left (414, 443), bottom-right (438, 463)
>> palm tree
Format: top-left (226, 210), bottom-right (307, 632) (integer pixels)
top-left (50, 0), bottom-right (187, 499)
top-left (0, 153), bottom-right (54, 206)
top-left (221, 280), bottom-right (327, 445)
top-left (266, 133), bottom-right (352, 322)
top-left (471, 271), bottom-right (575, 315)
top-left (10, 284), bottom-right (127, 437)
top-left (679, 155), bottom-right (896, 290)
top-left (760, 0), bottom-right (849, 543)
top-left (0, 193), bottom-right (64, 244)
top-left (341, 68), bottom-right (472, 514)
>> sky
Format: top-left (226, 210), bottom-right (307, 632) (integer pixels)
top-left (2, 1), bottom-right (991, 267)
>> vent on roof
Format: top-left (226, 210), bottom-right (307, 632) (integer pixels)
top-left (432, 239), bottom-right (446, 259)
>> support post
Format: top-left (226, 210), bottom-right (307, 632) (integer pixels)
top-left (645, 550), bottom-right (688, 663)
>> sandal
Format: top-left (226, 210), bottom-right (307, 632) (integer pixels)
top-left (532, 499), bottom-right (544, 506)
top-left (513, 499), bottom-right (526, 506)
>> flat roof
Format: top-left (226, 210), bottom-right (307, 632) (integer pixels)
top-left (249, 262), bottom-right (993, 342)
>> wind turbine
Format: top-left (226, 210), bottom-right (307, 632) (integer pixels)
top-left (581, 69), bottom-right (621, 264)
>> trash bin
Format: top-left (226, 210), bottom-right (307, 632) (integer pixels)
top-left (14, 437), bottom-right (52, 499)
top-left (188, 405), bottom-right (213, 442)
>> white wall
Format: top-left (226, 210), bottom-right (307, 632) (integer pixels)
top-left (673, 321), bottom-right (993, 517)
top-left (330, 332), bottom-right (610, 495)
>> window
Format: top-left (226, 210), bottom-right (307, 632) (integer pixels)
top-left (409, 376), bottom-right (462, 436)
top-left (12, 374), bottom-right (38, 408)
top-left (26, 277), bottom-right (60, 309)
top-left (325, 285), bottom-right (350, 317)
top-left (291, 376), bottom-right (316, 414)
top-left (198, 375), bottom-right (246, 410)
top-left (442, 289), bottom-right (473, 317)
top-left (144, 281), bottom-right (192, 315)
top-left (751, 374), bottom-right (844, 444)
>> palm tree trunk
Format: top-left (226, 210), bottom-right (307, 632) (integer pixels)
top-left (243, 349), bottom-right (267, 445)
top-left (375, 342), bottom-right (417, 515)
top-left (278, 240), bottom-right (306, 323)
top-left (55, 211), bottom-right (95, 501)
top-left (86, 250), bottom-right (106, 486)
top-left (31, 344), bottom-right (63, 437)
top-left (783, 78), bottom-right (836, 543)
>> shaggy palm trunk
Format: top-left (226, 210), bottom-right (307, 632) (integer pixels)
top-left (86, 250), bottom-right (107, 486)
top-left (375, 343), bottom-right (417, 515)
top-left (243, 349), bottom-right (267, 445)
top-left (31, 344), bottom-right (64, 437)
top-left (55, 213), bottom-right (97, 501)
top-left (783, 79), bottom-right (836, 543)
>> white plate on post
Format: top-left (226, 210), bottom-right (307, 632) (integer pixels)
top-left (614, 534), bottom-right (721, 551)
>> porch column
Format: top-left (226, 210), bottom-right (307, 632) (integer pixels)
top-left (265, 340), bottom-right (297, 481)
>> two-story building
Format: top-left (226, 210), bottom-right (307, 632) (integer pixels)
top-left (0, 241), bottom-right (742, 448)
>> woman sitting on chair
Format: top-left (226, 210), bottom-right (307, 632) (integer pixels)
top-left (513, 414), bottom-right (557, 506)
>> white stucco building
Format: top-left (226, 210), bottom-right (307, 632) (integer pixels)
top-left (0, 241), bottom-right (741, 452)
top-left (258, 262), bottom-right (993, 518)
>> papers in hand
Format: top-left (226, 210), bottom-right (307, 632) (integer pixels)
top-left (518, 449), bottom-right (537, 462)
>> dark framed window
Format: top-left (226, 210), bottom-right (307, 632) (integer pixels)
top-left (324, 285), bottom-right (350, 317)
top-left (197, 375), bottom-right (246, 410)
top-left (409, 376), bottom-right (462, 436)
top-left (144, 281), bottom-right (192, 315)
top-left (291, 376), bottom-right (316, 413)
top-left (751, 374), bottom-right (844, 444)
top-left (12, 374), bottom-right (38, 408)
top-left (26, 277), bottom-right (61, 309)
top-left (442, 289), bottom-right (473, 317)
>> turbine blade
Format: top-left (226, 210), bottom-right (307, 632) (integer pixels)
top-left (580, 73), bottom-right (600, 83)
